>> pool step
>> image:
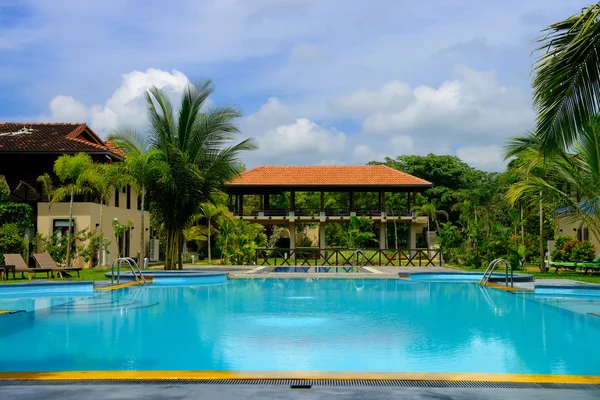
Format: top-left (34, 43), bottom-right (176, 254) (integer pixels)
top-left (96, 281), bottom-right (140, 291)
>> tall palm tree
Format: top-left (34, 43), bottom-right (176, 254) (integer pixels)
top-left (412, 201), bottom-right (449, 232)
top-left (533, 4), bottom-right (600, 150)
top-left (53, 153), bottom-right (93, 267)
top-left (112, 80), bottom-right (256, 269)
top-left (84, 162), bottom-right (127, 267)
top-left (199, 202), bottom-right (230, 263)
top-left (505, 118), bottom-right (600, 270)
top-left (37, 173), bottom-right (54, 237)
top-left (108, 129), bottom-right (163, 263)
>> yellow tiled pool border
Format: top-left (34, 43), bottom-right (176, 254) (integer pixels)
top-left (0, 370), bottom-right (599, 384)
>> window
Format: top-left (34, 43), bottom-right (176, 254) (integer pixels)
top-left (53, 219), bottom-right (74, 237)
top-left (577, 226), bottom-right (590, 241)
top-left (126, 185), bottom-right (131, 209)
top-left (114, 188), bottom-right (119, 207)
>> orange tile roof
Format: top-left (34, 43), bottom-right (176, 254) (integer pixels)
top-left (228, 165), bottom-right (432, 187)
top-left (0, 122), bottom-right (121, 158)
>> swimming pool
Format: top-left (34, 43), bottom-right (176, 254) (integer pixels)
top-left (1, 278), bottom-right (600, 376)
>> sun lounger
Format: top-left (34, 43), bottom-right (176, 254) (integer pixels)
top-left (549, 260), bottom-right (600, 274)
top-left (33, 253), bottom-right (81, 278)
top-left (3, 254), bottom-right (53, 280)
top-left (549, 261), bottom-right (579, 273)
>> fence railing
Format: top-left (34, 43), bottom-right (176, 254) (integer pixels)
top-left (254, 248), bottom-right (443, 267)
top-left (230, 208), bottom-right (412, 218)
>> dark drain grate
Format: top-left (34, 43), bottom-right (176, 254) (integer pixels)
top-left (0, 379), bottom-right (599, 390)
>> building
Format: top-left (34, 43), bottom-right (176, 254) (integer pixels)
top-left (0, 122), bottom-right (149, 266)
top-left (556, 200), bottom-right (600, 251)
top-left (226, 165), bottom-right (433, 257)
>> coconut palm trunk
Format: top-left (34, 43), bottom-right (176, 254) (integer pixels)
top-left (207, 218), bottom-right (212, 263)
top-left (140, 186), bottom-right (146, 262)
top-left (66, 185), bottom-right (74, 268)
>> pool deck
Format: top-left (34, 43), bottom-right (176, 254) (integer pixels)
top-left (2, 383), bottom-right (599, 400)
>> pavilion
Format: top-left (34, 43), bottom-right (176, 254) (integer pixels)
top-left (226, 165), bottom-right (432, 253)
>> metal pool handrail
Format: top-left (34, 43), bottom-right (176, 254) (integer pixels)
top-left (111, 257), bottom-right (147, 285)
top-left (479, 259), bottom-right (513, 288)
top-left (352, 249), bottom-right (365, 271)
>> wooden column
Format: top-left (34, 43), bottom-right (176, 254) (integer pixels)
top-left (350, 191), bottom-right (355, 211)
top-left (290, 191), bottom-right (296, 212)
top-left (264, 193), bottom-right (270, 211)
top-left (259, 192), bottom-right (264, 211)
top-left (320, 191), bottom-right (324, 212)
top-left (378, 192), bottom-right (382, 211)
top-left (381, 192), bottom-right (386, 212)
top-left (239, 194), bottom-right (244, 216)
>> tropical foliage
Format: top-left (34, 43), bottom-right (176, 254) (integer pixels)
top-left (110, 80), bottom-right (256, 269)
top-left (216, 220), bottom-right (266, 265)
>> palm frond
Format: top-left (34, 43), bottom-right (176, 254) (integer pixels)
top-left (533, 5), bottom-right (600, 150)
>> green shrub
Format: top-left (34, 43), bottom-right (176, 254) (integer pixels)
top-left (0, 176), bottom-right (9, 202)
top-left (552, 235), bottom-right (596, 262)
top-left (572, 241), bottom-right (596, 262)
top-left (0, 223), bottom-right (27, 258)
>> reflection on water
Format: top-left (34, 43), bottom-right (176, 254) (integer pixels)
top-left (1, 279), bottom-right (600, 375)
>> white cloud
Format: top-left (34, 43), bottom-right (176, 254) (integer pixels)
top-left (241, 97), bottom-right (347, 166)
top-left (456, 145), bottom-right (506, 170)
top-left (290, 43), bottom-right (325, 62)
top-left (41, 68), bottom-right (190, 135)
top-left (337, 67), bottom-right (533, 145)
top-left (353, 145), bottom-right (386, 164)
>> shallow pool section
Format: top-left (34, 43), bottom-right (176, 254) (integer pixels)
top-left (105, 270), bottom-right (228, 286)
top-left (518, 284), bottom-right (600, 316)
top-left (406, 272), bottom-right (534, 283)
top-left (1, 278), bottom-right (600, 375)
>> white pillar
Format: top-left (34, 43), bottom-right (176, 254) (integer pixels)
top-left (407, 222), bottom-right (416, 257)
top-left (290, 222), bottom-right (296, 260)
top-left (379, 221), bottom-right (387, 250)
top-left (319, 221), bottom-right (326, 256)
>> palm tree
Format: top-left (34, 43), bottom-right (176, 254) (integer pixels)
top-left (533, 4), bottom-right (600, 150)
top-left (112, 80), bottom-right (257, 269)
top-left (108, 129), bottom-right (162, 263)
top-left (412, 201), bottom-right (449, 232)
top-left (83, 162), bottom-right (127, 267)
top-left (53, 153), bottom-right (93, 267)
top-left (199, 202), bottom-right (231, 263)
top-left (37, 173), bottom-right (54, 237)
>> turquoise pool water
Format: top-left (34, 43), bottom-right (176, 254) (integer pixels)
top-left (1, 279), bottom-right (600, 375)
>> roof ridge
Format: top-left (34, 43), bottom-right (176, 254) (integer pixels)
top-left (0, 122), bottom-right (86, 126)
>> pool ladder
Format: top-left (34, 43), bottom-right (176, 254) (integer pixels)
top-left (111, 257), bottom-right (148, 285)
top-left (479, 259), bottom-right (513, 288)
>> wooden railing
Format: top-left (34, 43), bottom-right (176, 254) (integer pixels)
top-left (254, 248), bottom-right (443, 267)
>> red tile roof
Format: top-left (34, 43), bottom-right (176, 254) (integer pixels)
top-left (0, 122), bottom-right (121, 157)
top-left (228, 165), bottom-right (432, 187)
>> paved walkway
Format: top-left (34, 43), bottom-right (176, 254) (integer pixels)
top-left (2, 384), bottom-right (599, 400)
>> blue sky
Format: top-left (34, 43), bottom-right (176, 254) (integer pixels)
top-left (0, 0), bottom-right (590, 170)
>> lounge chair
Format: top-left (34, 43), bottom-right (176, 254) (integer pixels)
top-left (550, 256), bottom-right (600, 274)
top-left (33, 253), bottom-right (81, 278)
top-left (3, 254), bottom-right (53, 280)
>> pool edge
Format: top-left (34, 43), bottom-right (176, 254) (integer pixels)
top-left (1, 371), bottom-right (599, 384)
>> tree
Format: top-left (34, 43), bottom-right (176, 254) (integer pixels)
top-left (412, 201), bottom-right (449, 232)
top-left (53, 153), bottom-right (93, 268)
top-left (504, 131), bottom-right (553, 272)
top-left (84, 162), bottom-right (127, 267)
top-left (533, 4), bottom-right (600, 150)
top-left (198, 202), bottom-right (230, 263)
top-left (37, 173), bottom-right (54, 237)
top-left (108, 129), bottom-right (163, 263)
top-left (113, 80), bottom-right (257, 269)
